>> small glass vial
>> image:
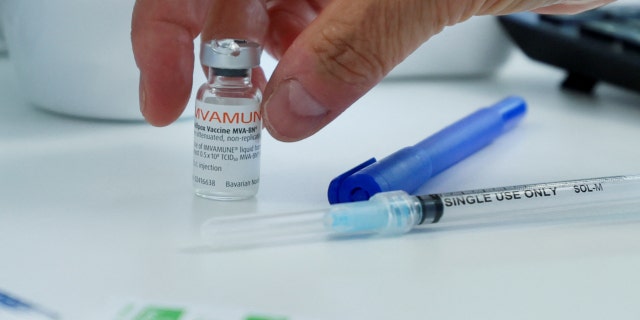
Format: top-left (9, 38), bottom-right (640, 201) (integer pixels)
top-left (193, 39), bottom-right (262, 200)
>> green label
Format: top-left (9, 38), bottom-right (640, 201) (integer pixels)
top-left (244, 315), bottom-right (288, 320)
top-left (132, 307), bottom-right (184, 320)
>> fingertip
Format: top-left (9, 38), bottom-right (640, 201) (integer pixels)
top-left (143, 98), bottom-right (190, 127)
top-left (262, 78), bottom-right (331, 142)
top-left (132, 0), bottom-right (214, 127)
top-left (139, 72), bottom-right (192, 127)
top-left (132, 22), bottom-right (195, 126)
top-left (139, 75), bottom-right (147, 116)
top-left (262, 0), bottom-right (426, 141)
top-left (261, 29), bottom-right (377, 141)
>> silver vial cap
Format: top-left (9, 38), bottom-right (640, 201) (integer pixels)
top-left (201, 39), bottom-right (261, 69)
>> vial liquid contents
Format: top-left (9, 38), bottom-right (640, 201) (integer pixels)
top-left (193, 39), bottom-right (262, 200)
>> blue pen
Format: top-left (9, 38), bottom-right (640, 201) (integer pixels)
top-left (199, 96), bottom-right (529, 250)
top-left (0, 290), bottom-right (59, 319)
top-left (327, 96), bottom-right (527, 204)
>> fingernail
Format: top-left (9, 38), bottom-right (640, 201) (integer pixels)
top-left (139, 75), bottom-right (147, 114)
top-left (263, 79), bottom-right (328, 141)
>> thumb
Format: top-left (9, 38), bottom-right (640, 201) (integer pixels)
top-left (262, 0), bottom-right (451, 142)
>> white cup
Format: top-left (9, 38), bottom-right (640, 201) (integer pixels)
top-left (0, 0), bottom-right (202, 120)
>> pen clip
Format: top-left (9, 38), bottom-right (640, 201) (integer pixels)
top-left (327, 157), bottom-right (377, 204)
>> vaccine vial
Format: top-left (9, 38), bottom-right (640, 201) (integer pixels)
top-left (193, 39), bottom-right (262, 200)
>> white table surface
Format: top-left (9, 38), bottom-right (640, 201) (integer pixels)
top-left (2, 46), bottom-right (640, 319)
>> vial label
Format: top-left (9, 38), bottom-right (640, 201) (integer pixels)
top-left (193, 100), bottom-right (261, 198)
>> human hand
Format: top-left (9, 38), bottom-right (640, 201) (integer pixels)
top-left (132, 0), bottom-right (613, 141)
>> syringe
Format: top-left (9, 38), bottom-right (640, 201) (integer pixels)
top-left (201, 175), bottom-right (640, 250)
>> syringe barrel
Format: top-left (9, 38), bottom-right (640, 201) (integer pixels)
top-left (418, 175), bottom-right (640, 225)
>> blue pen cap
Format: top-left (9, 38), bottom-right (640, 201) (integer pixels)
top-left (328, 96), bottom-right (527, 204)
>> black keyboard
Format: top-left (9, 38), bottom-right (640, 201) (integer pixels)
top-left (498, 5), bottom-right (640, 94)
